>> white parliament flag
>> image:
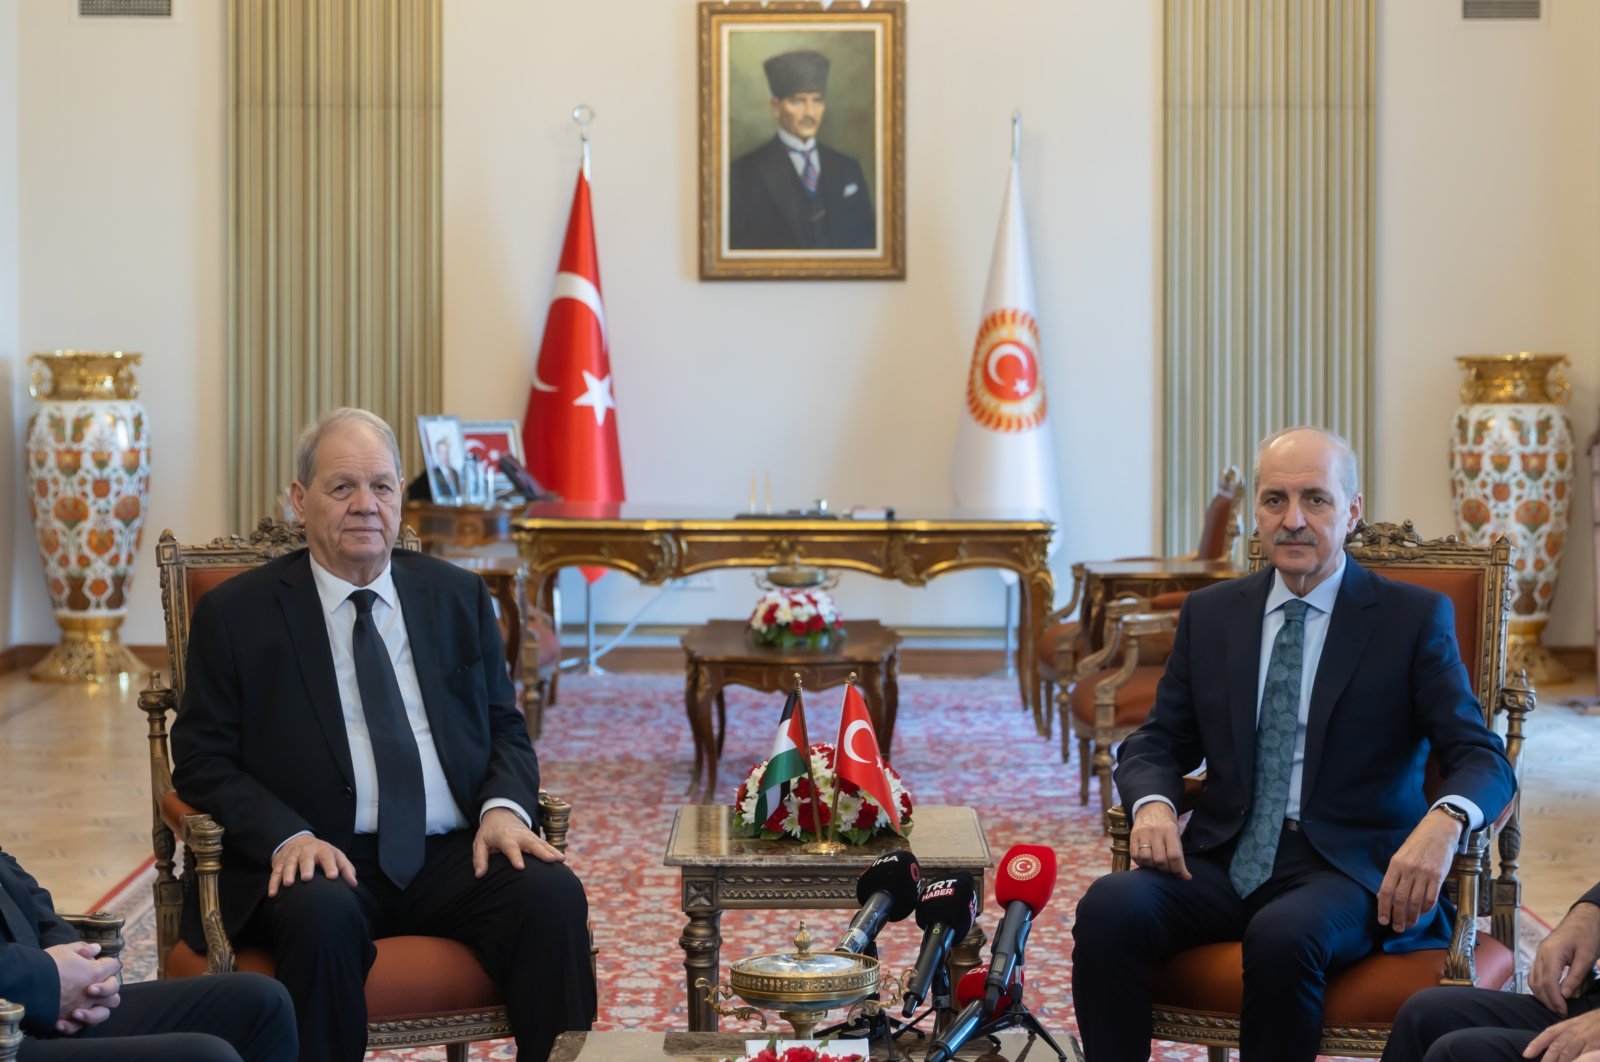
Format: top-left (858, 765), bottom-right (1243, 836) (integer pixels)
top-left (951, 153), bottom-right (1062, 546)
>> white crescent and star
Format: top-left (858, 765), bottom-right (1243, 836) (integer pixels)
top-left (572, 369), bottom-right (616, 427)
top-left (842, 720), bottom-right (876, 764)
top-left (532, 270), bottom-right (609, 394)
top-left (986, 342), bottom-right (1035, 397)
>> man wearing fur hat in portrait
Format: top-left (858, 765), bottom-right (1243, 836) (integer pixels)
top-left (728, 49), bottom-right (876, 250)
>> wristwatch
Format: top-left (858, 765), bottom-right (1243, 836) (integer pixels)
top-left (1435, 802), bottom-right (1471, 832)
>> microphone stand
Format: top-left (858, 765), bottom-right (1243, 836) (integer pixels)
top-left (923, 972), bottom-right (1078, 1062)
top-left (811, 943), bottom-right (917, 1061)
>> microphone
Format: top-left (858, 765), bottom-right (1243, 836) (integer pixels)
top-left (983, 844), bottom-right (1057, 1015)
top-left (835, 850), bottom-right (921, 955)
top-left (900, 871), bottom-right (977, 1016)
top-left (957, 963), bottom-right (1023, 1012)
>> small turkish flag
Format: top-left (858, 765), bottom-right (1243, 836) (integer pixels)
top-left (522, 170), bottom-right (624, 583)
top-left (834, 685), bottom-right (901, 834)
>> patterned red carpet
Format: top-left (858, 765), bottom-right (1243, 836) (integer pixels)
top-left (102, 671), bottom-right (1539, 1060)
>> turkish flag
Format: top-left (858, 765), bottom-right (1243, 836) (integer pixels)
top-left (522, 170), bottom-right (624, 583)
top-left (834, 685), bottom-right (901, 834)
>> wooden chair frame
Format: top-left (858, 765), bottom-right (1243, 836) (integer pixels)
top-left (1103, 520), bottom-right (1536, 1059)
top-left (1039, 466), bottom-right (1244, 740)
top-left (141, 519), bottom-right (577, 1059)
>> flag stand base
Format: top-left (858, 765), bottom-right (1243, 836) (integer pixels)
top-left (800, 839), bottom-right (847, 855)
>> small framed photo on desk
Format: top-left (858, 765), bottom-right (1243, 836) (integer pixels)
top-left (417, 414), bottom-right (467, 504)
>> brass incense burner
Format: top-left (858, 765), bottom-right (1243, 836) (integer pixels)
top-left (697, 922), bottom-right (887, 1040)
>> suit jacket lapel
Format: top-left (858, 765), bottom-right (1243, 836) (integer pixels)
top-left (1299, 558), bottom-right (1379, 804)
top-left (1229, 569), bottom-right (1273, 791)
top-left (278, 553), bottom-right (357, 790)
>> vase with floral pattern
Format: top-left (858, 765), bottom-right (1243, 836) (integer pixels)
top-left (1450, 353), bottom-right (1573, 684)
top-left (25, 351), bottom-right (151, 683)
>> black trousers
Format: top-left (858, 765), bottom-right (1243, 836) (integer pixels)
top-left (242, 830), bottom-right (595, 1062)
top-left (1072, 822), bottom-right (1385, 1062)
top-left (19, 972), bottom-right (295, 1061)
top-left (1381, 981), bottom-right (1600, 1061)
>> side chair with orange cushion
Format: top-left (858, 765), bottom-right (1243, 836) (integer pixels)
top-left (1102, 521), bottom-right (1536, 1059)
top-left (1036, 466), bottom-right (1243, 740)
top-left (1065, 588), bottom-right (1193, 814)
top-left (139, 519), bottom-right (583, 1062)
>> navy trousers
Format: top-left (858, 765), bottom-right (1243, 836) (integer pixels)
top-left (1072, 823), bottom-right (1385, 1062)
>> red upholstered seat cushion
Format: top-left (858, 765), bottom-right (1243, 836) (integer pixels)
top-left (1070, 666), bottom-right (1164, 727)
top-left (166, 936), bottom-right (503, 1019)
top-left (1037, 621), bottom-right (1083, 681)
top-left (1150, 934), bottom-right (1514, 1026)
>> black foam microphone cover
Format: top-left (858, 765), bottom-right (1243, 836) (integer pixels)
top-left (857, 849), bottom-right (921, 920)
top-left (836, 849), bottom-right (921, 954)
top-left (902, 871), bottom-right (977, 1016)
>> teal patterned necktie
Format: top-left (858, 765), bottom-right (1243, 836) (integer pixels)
top-left (1229, 598), bottom-right (1310, 898)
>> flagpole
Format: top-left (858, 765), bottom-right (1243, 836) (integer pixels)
top-left (572, 104), bottom-right (594, 180)
top-left (801, 671), bottom-right (848, 856)
top-left (793, 673), bottom-right (828, 847)
top-left (1011, 108), bottom-right (1021, 162)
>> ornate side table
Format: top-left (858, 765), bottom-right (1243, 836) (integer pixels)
top-left (663, 804), bottom-right (993, 1034)
top-left (681, 619), bottom-right (901, 803)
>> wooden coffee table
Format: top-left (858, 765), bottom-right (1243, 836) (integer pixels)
top-left (664, 804), bottom-right (992, 1033)
top-left (682, 619), bottom-right (901, 804)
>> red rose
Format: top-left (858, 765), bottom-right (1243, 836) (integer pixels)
top-left (763, 604), bottom-right (779, 625)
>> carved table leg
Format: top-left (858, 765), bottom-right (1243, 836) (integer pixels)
top-left (685, 659), bottom-right (704, 797)
top-left (883, 652), bottom-right (900, 761)
top-left (1018, 563), bottom-right (1055, 736)
top-left (681, 873), bottom-right (723, 1032)
top-left (948, 921), bottom-right (987, 1005)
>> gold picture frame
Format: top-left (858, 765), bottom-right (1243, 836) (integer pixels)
top-left (699, 0), bottom-right (905, 280)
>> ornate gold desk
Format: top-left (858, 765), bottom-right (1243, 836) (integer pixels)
top-left (513, 504), bottom-right (1056, 729)
top-left (663, 804), bottom-right (992, 1033)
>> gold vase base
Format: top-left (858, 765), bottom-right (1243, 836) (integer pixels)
top-left (1506, 631), bottom-right (1569, 687)
top-left (29, 633), bottom-right (145, 685)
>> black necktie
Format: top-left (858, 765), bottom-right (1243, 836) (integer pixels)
top-left (348, 589), bottom-right (426, 889)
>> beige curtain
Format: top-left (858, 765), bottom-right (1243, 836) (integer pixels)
top-left (1163, 0), bottom-right (1375, 552)
top-left (228, 0), bottom-right (442, 530)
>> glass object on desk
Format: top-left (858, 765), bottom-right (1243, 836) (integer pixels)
top-left (462, 458), bottom-right (493, 506)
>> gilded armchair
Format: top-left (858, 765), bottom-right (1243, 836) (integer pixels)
top-left (140, 519), bottom-right (579, 1060)
top-left (1103, 521), bottom-right (1534, 1059)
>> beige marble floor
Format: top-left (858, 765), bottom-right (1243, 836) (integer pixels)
top-left (0, 667), bottom-right (1594, 920)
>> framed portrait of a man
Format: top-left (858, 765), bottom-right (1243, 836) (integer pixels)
top-left (699, 0), bottom-right (905, 280)
top-left (416, 414), bottom-right (467, 505)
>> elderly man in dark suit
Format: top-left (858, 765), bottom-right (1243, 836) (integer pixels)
top-left (1382, 881), bottom-right (1600, 1061)
top-left (728, 49), bottom-right (875, 250)
top-left (1070, 426), bottom-right (1517, 1062)
top-left (171, 408), bottom-right (595, 1062)
top-left (1, 846), bottom-right (294, 1060)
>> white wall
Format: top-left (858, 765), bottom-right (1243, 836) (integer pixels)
top-left (1376, 0), bottom-right (1599, 651)
top-left (7, 0), bottom-right (1600, 653)
top-left (0, 0), bottom-right (17, 650)
top-left (441, 0), bottom-right (1161, 630)
top-left (9, 0), bottom-right (226, 647)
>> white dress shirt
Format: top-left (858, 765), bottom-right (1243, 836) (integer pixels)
top-left (274, 556), bottom-right (527, 854)
top-left (1134, 552), bottom-right (1483, 837)
top-left (777, 126), bottom-right (820, 182)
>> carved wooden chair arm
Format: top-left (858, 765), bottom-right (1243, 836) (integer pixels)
top-left (1494, 668), bottom-right (1536, 774)
top-left (1442, 827), bottom-right (1492, 984)
top-left (1073, 596), bottom-right (1151, 678)
top-left (1043, 563), bottom-right (1088, 626)
top-left (0, 999), bottom-right (21, 1062)
top-left (537, 791), bottom-right (572, 851)
top-left (176, 813), bottom-right (236, 974)
top-left (61, 912), bottom-right (126, 963)
top-left (1090, 609), bottom-right (1180, 720)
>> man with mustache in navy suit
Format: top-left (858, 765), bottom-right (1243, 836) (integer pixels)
top-left (1071, 427), bottom-right (1516, 1062)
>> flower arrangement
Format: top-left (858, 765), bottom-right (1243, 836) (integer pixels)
top-left (721, 1039), bottom-right (864, 1062)
top-left (733, 743), bottom-right (914, 845)
top-left (748, 587), bottom-right (845, 650)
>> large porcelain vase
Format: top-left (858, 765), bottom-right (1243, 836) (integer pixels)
top-left (1450, 353), bottom-right (1574, 684)
top-left (25, 351), bottom-right (151, 683)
